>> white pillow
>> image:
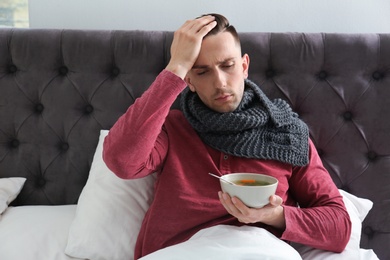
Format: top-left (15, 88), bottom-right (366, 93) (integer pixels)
top-left (65, 130), bottom-right (156, 260)
top-left (0, 177), bottom-right (26, 215)
top-left (0, 205), bottom-right (77, 260)
top-left (292, 189), bottom-right (375, 259)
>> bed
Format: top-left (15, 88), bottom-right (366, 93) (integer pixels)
top-left (0, 29), bottom-right (388, 259)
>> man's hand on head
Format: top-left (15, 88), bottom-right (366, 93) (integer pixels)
top-left (165, 15), bottom-right (217, 79)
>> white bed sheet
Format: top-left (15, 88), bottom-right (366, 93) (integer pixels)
top-left (0, 204), bottom-right (379, 260)
top-left (139, 224), bottom-right (379, 260)
top-left (0, 205), bottom-right (78, 260)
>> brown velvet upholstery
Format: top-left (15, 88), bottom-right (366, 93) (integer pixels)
top-left (0, 29), bottom-right (389, 259)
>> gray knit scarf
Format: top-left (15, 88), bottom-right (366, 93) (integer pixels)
top-left (180, 79), bottom-right (309, 166)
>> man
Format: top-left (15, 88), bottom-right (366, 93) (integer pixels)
top-left (103, 14), bottom-right (351, 259)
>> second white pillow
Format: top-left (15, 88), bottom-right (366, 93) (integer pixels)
top-left (65, 130), bottom-right (156, 260)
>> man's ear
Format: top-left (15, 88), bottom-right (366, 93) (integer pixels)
top-left (242, 53), bottom-right (250, 79)
top-left (184, 75), bottom-right (196, 92)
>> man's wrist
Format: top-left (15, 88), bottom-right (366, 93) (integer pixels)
top-left (263, 206), bottom-right (286, 230)
top-left (165, 63), bottom-right (189, 80)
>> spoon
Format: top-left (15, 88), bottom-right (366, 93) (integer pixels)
top-left (208, 173), bottom-right (236, 185)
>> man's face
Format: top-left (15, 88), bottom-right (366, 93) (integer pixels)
top-left (185, 32), bottom-right (250, 113)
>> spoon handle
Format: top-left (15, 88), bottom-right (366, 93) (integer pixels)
top-left (208, 173), bottom-right (235, 185)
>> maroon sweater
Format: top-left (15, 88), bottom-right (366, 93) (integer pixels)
top-left (103, 70), bottom-right (351, 259)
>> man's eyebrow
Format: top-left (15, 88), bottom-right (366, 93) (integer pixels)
top-left (192, 65), bottom-right (209, 69)
top-left (192, 58), bottom-right (236, 70)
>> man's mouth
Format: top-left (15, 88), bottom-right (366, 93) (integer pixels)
top-left (215, 94), bottom-right (232, 101)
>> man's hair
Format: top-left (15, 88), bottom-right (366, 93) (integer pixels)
top-left (200, 13), bottom-right (241, 47)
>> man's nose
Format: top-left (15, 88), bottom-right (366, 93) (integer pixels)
top-left (213, 70), bottom-right (226, 89)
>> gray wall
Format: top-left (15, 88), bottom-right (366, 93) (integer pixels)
top-left (29, 0), bottom-right (390, 33)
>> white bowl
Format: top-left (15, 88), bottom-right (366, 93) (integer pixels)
top-left (220, 173), bottom-right (278, 208)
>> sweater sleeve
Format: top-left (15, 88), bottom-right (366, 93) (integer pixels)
top-left (280, 140), bottom-right (352, 252)
top-left (103, 70), bottom-right (187, 179)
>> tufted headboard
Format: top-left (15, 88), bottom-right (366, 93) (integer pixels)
top-left (0, 29), bottom-right (389, 259)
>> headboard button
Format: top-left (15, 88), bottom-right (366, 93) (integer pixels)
top-left (8, 64), bottom-right (17, 73)
top-left (35, 177), bottom-right (46, 188)
top-left (372, 71), bottom-right (384, 81)
top-left (59, 66), bottom-right (68, 75)
top-left (111, 67), bottom-right (120, 77)
top-left (265, 69), bottom-right (275, 78)
top-left (10, 139), bottom-right (20, 148)
top-left (317, 71), bottom-right (328, 80)
top-left (367, 151), bottom-right (377, 160)
top-left (35, 103), bottom-right (44, 113)
top-left (61, 143), bottom-right (69, 151)
top-left (363, 226), bottom-right (374, 237)
top-left (343, 111), bottom-right (353, 121)
top-left (85, 105), bottom-right (94, 114)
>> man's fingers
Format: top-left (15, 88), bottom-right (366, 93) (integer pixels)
top-left (270, 195), bottom-right (283, 206)
top-left (185, 15), bottom-right (216, 35)
top-left (198, 20), bottom-right (217, 36)
top-left (195, 16), bottom-right (217, 36)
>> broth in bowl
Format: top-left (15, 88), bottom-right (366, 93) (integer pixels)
top-left (233, 179), bottom-right (270, 186)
